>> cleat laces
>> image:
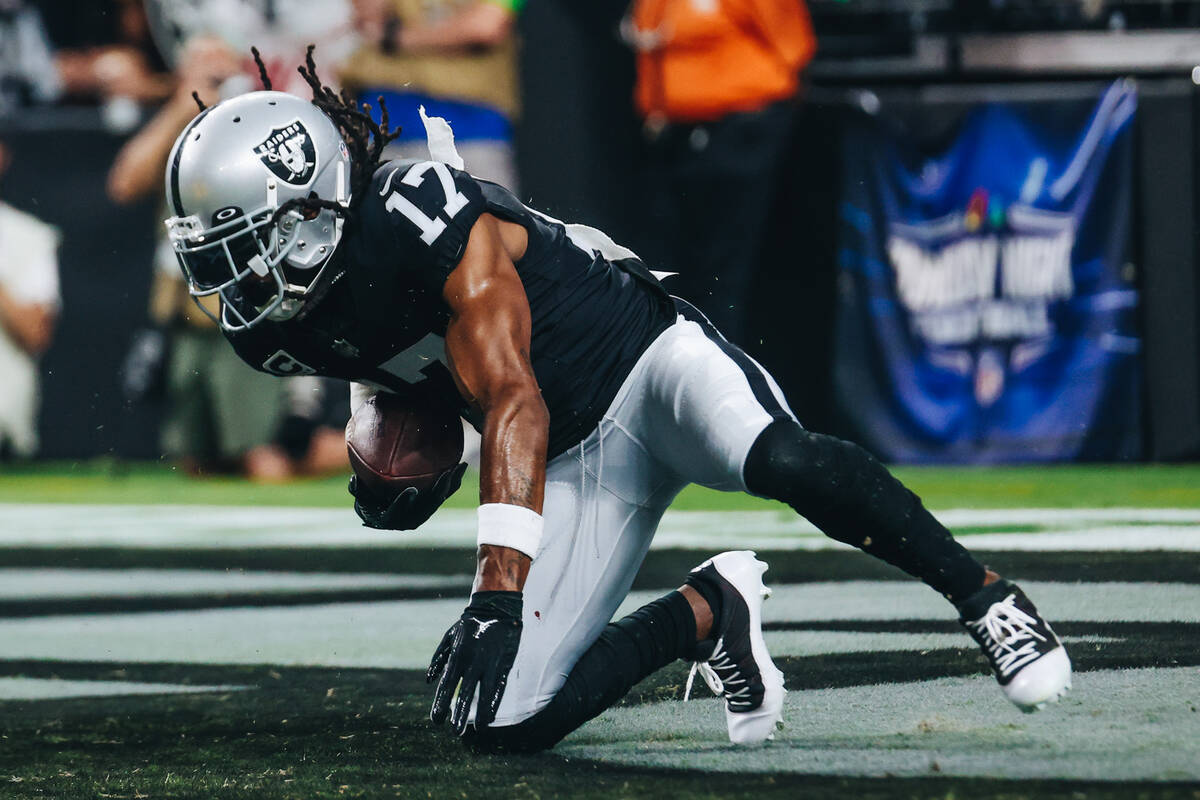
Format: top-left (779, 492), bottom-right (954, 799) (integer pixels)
top-left (684, 637), bottom-right (755, 710)
top-left (965, 593), bottom-right (1047, 677)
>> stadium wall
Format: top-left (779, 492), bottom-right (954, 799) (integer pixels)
top-left (515, 11), bottom-right (1200, 462)
top-left (1, 11), bottom-right (1196, 461)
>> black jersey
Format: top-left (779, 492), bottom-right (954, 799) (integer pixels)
top-left (225, 158), bottom-right (675, 459)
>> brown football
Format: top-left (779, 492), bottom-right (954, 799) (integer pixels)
top-left (345, 391), bottom-right (464, 496)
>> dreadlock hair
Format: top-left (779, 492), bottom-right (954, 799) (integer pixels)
top-left (190, 46), bottom-right (272, 112)
top-left (250, 46), bottom-right (272, 91)
top-left (258, 45), bottom-right (403, 229)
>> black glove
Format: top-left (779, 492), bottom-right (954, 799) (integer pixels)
top-left (427, 590), bottom-right (523, 734)
top-left (348, 462), bottom-right (466, 530)
top-left (120, 327), bottom-right (169, 403)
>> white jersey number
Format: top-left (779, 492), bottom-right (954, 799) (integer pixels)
top-left (383, 161), bottom-right (469, 245)
top-left (377, 332), bottom-right (449, 385)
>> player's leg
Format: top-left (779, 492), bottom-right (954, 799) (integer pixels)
top-left (647, 300), bottom-right (1070, 712)
top-left (742, 418), bottom-right (1071, 710)
top-left (467, 548), bottom-right (777, 753)
top-left (744, 419), bottom-right (989, 603)
top-left (464, 334), bottom-right (782, 752)
top-left (470, 309), bottom-right (797, 752)
top-left (463, 417), bottom-right (692, 751)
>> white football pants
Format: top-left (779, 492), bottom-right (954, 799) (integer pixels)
top-left (492, 313), bottom-right (795, 726)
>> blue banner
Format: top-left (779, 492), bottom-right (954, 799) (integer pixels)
top-left (835, 81), bottom-right (1141, 463)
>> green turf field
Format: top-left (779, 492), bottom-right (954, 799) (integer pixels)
top-left (1, 463), bottom-right (1197, 799)
top-left (2, 460), bottom-right (1198, 509)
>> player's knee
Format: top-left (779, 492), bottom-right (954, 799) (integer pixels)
top-left (461, 682), bottom-right (589, 755)
top-left (465, 602), bottom-right (690, 755)
top-left (744, 420), bottom-right (808, 504)
top-left (743, 419), bottom-right (878, 511)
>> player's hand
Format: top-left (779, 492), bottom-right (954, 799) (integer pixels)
top-left (348, 462), bottom-right (466, 530)
top-left (427, 591), bottom-right (522, 734)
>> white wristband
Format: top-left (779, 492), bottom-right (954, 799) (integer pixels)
top-left (477, 503), bottom-right (544, 559)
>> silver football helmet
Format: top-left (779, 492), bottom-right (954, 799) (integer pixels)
top-left (164, 90), bottom-right (352, 331)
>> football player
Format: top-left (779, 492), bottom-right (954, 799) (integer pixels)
top-left (162, 50), bottom-right (1072, 752)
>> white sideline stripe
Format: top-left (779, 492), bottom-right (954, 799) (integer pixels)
top-left (937, 507), bottom-right (1200, 524)
top-left (0, 582), bottom-right (1188, 670)
top-left (941, 526), bottom-right (1200, 551)
top-left (617, 581), bottom-right (1200, 624)
top-left (0, 570), bottom-right (470, 600)
top-left (0, 678), bottom-right (246, 701)
top-left (560, 667), bottom-right (1200, 782)
top-left (1, 505), bottom-right (1199, 551)
top-left (0, 598), bottom-right (469, 669)
top-left (762, 631), bottom-right (1113, 657)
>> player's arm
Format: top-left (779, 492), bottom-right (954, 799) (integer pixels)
top-left (443, 212), bottom-right (544, 592)
top-left (426, 211), bottom-right (543, 734)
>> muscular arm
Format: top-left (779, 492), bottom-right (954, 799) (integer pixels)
top-left (442, 213), bottom-right (543, 594)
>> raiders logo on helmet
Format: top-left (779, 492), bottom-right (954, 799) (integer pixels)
top-left (254, 121), bottom-right (316, 185)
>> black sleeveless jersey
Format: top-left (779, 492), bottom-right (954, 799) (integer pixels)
top-left (225, 158), bottom-right (675, 459)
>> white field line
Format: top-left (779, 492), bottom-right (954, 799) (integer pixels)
top-left (0, 569), bottom-right (471, 600)
top-left (759, 630), bottom-right (1114, 657)
top-left (0, 678), bottom-right (247, 702)
top-left (0, 581), bottom-right (1191, 670)
top-left (0, 504), bottom-right (1199, 550)
top-left (617, 580), bottom-right (1200, 624)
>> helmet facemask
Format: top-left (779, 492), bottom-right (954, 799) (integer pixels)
top-left (166, 159), bottom-right (349, 332)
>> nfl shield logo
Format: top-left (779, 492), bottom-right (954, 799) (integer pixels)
top-left (254, 120), bottom-right (316, 185)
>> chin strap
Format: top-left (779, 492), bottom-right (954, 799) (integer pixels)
top-left (334, 159), bottom-right (347, 244)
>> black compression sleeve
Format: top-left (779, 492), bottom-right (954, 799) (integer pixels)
top-left (744, 420), bottom-right (987, 604)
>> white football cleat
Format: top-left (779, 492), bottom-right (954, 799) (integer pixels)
top-left (958, 580), bottom-right (1072, 712)
top-left (685, 550), bottom-right (785, 744)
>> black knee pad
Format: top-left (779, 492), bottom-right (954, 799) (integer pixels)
top-left (744, 420), bottom-right (885, 524)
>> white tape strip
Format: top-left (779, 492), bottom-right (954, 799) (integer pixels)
top-left (420, 106), bottom-right (466, 170)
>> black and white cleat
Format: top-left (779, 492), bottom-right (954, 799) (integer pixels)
top-left (685, 550), bottom-right (785, 744)
top-left (958, 580), bottom-right (1073, 712)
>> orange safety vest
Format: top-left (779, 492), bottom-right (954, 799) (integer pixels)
top-left (628, 0), bottom-right (816, 124)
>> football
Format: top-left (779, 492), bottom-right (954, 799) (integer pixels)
top-left (345, 391), bottom-right (464, 496)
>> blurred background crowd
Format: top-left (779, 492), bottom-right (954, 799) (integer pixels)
top-left (1, 0), bottom-right (1198, 479)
